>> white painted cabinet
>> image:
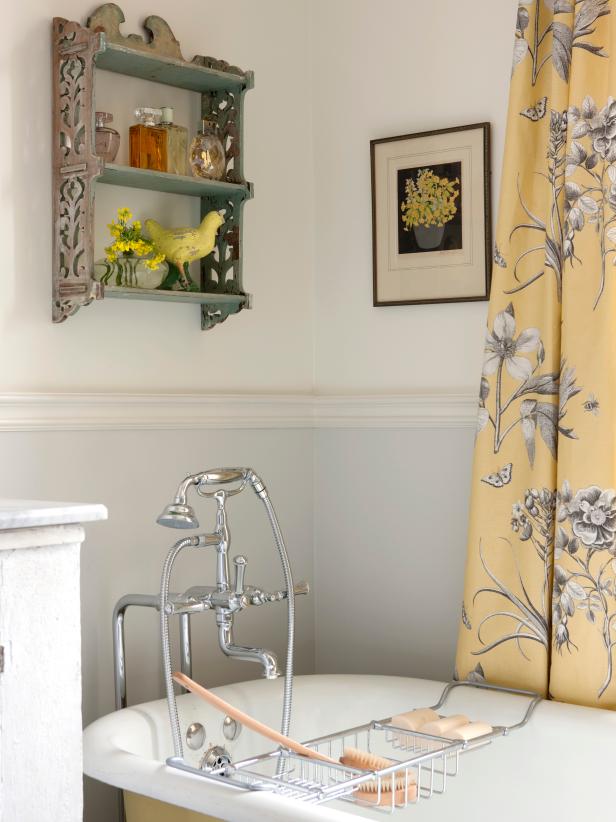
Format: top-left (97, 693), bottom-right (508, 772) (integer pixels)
top-left (0, 500), bottom-right (107, 822)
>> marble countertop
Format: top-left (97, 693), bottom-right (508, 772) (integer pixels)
top-left (0, 499), bottom-right (108, 530)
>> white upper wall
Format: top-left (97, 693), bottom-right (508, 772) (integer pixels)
top-left (4, 0), bottom-right (314, 393)
top-left (4, 0), bottom-right (517, 396)
top-left (310, 0), bottom-right (516, 394)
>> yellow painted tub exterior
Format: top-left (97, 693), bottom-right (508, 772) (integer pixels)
top-left (124, 791), bottom-right (221, 822)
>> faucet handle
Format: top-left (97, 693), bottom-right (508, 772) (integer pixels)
top-left (233, 555), bottom-right (247, 596)
top-left (245, 581), bottom-right (310, 606)
top-left (267, 581), bottom-right (311, 602)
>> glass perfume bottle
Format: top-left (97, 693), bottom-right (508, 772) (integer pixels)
top-left (129, 108), bottom-right (167, 172)
top-left (95, 112), bottom-right (120, 163)
top-left (160, 106), bottom-right (188, 176)
top-left (190, 119), bottom-right (226, 180)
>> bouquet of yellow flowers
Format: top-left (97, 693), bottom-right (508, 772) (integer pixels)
top-left (400, 169), bottom-right (460, 230)
top-left (105, 207), bottom-right (165, 271)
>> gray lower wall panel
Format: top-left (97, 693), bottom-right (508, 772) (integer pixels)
top-left (314, 427), bottom-right (475, 682)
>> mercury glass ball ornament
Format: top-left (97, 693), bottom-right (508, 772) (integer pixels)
top-left (190, 119), bottom-right (226, 181)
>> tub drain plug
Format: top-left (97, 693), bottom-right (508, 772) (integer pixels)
top-left (200, 745), bottom-right (232, 771)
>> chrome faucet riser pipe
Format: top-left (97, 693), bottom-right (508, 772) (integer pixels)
top-left (178, 614), bottom-right (192, 682)
top-left (112, 604), bottom-right (126, 712)
top-left (113, 594), bottom-right (194, 712)
top-left (214, 491), bottom-right (230, 592)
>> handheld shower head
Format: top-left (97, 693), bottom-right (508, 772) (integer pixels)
top-left (157, 503), bottom-right (200, 529)
top-left (157, 468), bottom-right (251, 529)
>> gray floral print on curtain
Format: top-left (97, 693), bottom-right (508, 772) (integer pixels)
top-left (514, 0), bottom-right (609, 84)
top-left (555, 482), bottom-right (616, 696)
top-left (477, 303), bottom-right (580, 465)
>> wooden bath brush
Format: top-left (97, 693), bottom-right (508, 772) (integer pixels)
top-left (340, 747), bottom-right (417, 806)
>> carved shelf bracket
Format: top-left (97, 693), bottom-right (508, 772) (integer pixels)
top-left (200, 196), bottom-right (249, 330)
top-left (52, 18), bottom-right (105, 322)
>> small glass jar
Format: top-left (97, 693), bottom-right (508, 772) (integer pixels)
top-left (95, 112), bottom-right (120, 163)
top-left (93, 253), bottom-right (168, 289)
top-left (190, 119), bottom-right (226, 180)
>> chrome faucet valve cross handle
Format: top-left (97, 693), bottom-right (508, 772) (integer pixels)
top-left (247, 580), bottom-right (310, 606)
top-left (233, 555), bottom-right (247, 596)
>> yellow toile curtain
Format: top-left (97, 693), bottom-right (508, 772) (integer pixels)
top-left (456, 0), bottom-right (616, 708)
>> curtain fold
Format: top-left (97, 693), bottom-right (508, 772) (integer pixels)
top-left (456, 0), bottom-right (616, 707)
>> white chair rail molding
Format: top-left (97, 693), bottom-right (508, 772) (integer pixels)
top-left (0, 392), bottom-right (478, 431)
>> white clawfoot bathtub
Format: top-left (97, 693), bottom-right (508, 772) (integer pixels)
top-left (84, 674), bottom-right (616, 821)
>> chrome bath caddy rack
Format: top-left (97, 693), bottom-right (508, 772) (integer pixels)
top-left (168, 679), bottom-right (541, 814)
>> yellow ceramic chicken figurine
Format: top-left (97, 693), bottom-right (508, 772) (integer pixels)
top-left (145, 210), bottom-right (224, 290)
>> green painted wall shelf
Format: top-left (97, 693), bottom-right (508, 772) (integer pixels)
top-left (98, 164), bottom-right (253, 200)
top-left (52, 3), bottom-right (254, 331)
top-left (104, 286), bottom-right (249, 307)
top-left (95, 41), bottom-right (252, 93)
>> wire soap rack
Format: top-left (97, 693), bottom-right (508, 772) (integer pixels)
top-left (168, 679), bottom-right (541, 814)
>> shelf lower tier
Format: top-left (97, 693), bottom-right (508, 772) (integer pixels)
top-left (103, 286), bottom-right (248, 306)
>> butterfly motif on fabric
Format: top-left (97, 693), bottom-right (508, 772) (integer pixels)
top-left (462, 602), bottom-right (472, 631)
top-left (583, 394), bottom-right (600, 416)
top-left (481, 463), bottom-right (513, 488)
top-left (494, 244), bottom-right (507, 268)
top-left (520, 96), bottom-right (548, 122)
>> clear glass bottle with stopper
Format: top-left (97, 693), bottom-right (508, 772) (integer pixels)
top-left (95, 112), bottom-right (120, 163)
top-left (129, 108), bottom-right (167, 172)
top-left (190, 118), bottom-right (226, 181)
top-left (160, 106), bottom-right (188, 176)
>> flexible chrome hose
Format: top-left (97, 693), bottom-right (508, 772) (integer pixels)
top-left (160, 536), bottom-right (195, 759)
top-left (261, 493), bottom-right (295, 737)
top-left (255, 486), bottom-right (295, 777)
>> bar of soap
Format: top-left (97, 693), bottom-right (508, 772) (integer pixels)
top-left (390, 708), bottom-right (439, 732)
top-left (420, 714), bottom-right (469, 737)
top-left (447, 721), bottom-right (493, 741)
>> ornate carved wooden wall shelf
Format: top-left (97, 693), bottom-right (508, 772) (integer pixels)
top-left (52, 3), bottom-right (254, 330)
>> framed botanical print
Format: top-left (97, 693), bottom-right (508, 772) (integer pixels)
top-left (371, 123), bottom-right (492, 306)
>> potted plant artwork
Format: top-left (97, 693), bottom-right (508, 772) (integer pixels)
top-left (372, 122), bottom-right (490, 306)
top-left (400, 167), bottom-right (460, 250)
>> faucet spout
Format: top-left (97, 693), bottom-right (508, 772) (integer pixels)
top-left (217, 621), bottom-right (279, 679)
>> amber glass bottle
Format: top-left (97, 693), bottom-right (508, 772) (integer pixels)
top-left (129, 108), bottom-right (167, 172)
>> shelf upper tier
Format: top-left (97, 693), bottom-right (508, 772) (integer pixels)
top-left (97, 164), bottom-right (253, 200)
top-left (95, 40), bottom-right (253, 93)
